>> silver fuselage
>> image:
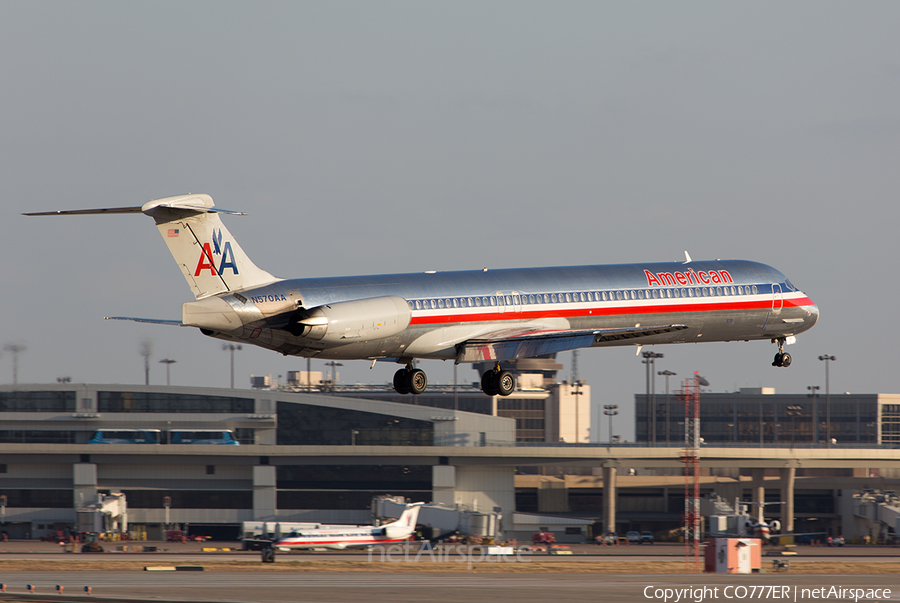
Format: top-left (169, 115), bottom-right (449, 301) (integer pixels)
top-left (195, 259), bottom-right (818, 362)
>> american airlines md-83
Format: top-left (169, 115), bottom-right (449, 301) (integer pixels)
top-left (26, 194), bottom-right (818, 396)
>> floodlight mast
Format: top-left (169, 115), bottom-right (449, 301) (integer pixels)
top-left (4, 343), bottom-right (26, 385)
top-left (819, 355), bottom-right (836, 448)
top-left (223, 344), bottom-right (243, 389)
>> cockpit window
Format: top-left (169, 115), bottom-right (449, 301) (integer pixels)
top-left (784, 279), bottom-right (797, 291)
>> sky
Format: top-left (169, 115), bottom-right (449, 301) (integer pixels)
top-left (1, 1), bottom-right (898, 441)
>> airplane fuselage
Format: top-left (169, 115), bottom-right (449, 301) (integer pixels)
top-left (193, 259), bottom-right (818, 361)
top-left (274, 528), bottom-right (410, 550)
top-left (26, 195), bottom-right (818, 398)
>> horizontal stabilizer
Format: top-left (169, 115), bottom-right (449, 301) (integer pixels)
top-left (23, 201), bottom-right (244, 217)
top-left (104, 316), bottom-right (184, 327)
top-left (23, 206), bottom-right (143, 216)
top-left (25, 194), bottom-right (279, 299)
top-left (457, 324), bottom-right (688, 363)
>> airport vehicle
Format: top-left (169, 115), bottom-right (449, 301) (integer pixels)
top-left (26, 194), bottom-right (818, 397)
top-left (596, 531), bottom-right (618, 545)
top-left (88, 429), bottom-right (161, 444)
top-left (88, 429), bottom-right (238, 445)
top-left (168, 429), bottom-right (239, 445)
top-left (640, 531), bottom-right (654, 544)
top-left (259, 502), bottom-right (424, 561)
top-left (80, 532), bottom-right (104, 553)
top-left (626, 530), bottom-right (641, 544)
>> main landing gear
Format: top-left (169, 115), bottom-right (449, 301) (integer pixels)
top-left (391, 362), bottom-right (517, 397)
top-left (481, 363), bottom-right (516, 397)
top-left (393, 365), bottom-right (427, 395)
top-left (772, 338), bottom-right (792, 368)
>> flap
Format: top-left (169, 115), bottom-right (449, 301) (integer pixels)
top-left (456, 324), bottom-right (688, 363)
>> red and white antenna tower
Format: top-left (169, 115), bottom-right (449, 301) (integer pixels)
top-left (678, 373), bottom-right (703, 573)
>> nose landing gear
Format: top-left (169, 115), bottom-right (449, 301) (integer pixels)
top-left (772, 338), bottom-right (792, 367)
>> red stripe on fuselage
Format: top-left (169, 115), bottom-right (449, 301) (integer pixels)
top-left (277, 537), bottom-right (408, 547)
top-left (408, 296), bottom-right (814, 327)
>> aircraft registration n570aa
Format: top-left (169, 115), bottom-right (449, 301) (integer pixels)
top-left (25, 194), bottom-right (819, 396)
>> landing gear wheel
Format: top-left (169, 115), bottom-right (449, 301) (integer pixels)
top-left (772, 352), bottom-right (793, 368)
top-left (481, 371), bottom-right (499, 396)
top-left (481, 369), bottom-right (516, 396)
top-left (771, 338), bottom-right (792, 368)
top-left (393, 369), bottom-right (411, 394)
top-left (496, 370), bottom-right (516, 396)
top-left (261, 546), bottom-right (275, 563)
top-left (408, 368), bottom-right (427, 395)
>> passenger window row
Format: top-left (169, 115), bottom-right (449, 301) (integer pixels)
top-left (408, 285), bottom-right (762, 311)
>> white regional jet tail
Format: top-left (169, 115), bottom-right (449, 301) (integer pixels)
top-left (25, 194), bottom-right (279, 300)
top-left (382, 503), bottom-right (423, 539)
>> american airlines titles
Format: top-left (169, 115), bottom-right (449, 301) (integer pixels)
top-left (644, 269), bottom-right (733, 288)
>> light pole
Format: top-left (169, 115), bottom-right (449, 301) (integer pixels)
top-left (641, 351), bottom-right (663, 445)
top-left (658, 370), bottom-right (676, 445)
top-left (572, 379), bottom-right (583, 444)
top-left (159, 358), bottom-right (176, 386)
top-left (324, 361), bottom-right (343, 393)
top-left (819, 355), bottom-right (836, 447)
top-left (222, 344), bottom-right (243, 389)
top-left (603, 404), bottom-right (619, 446)
top-left (807, 386), bottom-right (820, 444)
top-left (4, 343), bottom-right (26, 385)
top-left (139, 340), bottom-right (152, 386)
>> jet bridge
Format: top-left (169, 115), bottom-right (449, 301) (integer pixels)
top-left (373, 496), bottom-right (501, 541)
top-left (76, 492), bottom-right (128, 535)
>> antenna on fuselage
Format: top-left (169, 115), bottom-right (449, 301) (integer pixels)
top-left (683, 251), bottom-right (692, 264)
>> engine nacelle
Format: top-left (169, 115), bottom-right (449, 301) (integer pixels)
top-left (769, 520), bottom-right (781, 533)
top-left (294, 296), bottom-right (412, 342)
top-left (383, 525), bottom-right (412, 540)
top-left (744, 519), bottom-right (755, 530)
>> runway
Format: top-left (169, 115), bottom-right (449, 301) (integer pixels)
top-left (0, 571), bottom-right (898, 603)
top-left (2, 542), bottom-right (900, 602)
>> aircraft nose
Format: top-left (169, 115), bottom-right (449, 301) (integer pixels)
top-left (806, 298), bottom-right (820, 329)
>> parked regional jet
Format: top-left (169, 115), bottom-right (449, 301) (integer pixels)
top-left (711, 500), bottom-right (824, 543)
top-left (25, 194), bottom-right (818, 396)
top-left (258, 502), bottom-right (423, 561)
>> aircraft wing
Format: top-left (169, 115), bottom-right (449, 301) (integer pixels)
top-left (104, 316), bottom-right (185, 326)
top-left (456, 324), bottom-right (688, 363)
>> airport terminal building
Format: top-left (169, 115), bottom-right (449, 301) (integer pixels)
top-left (634, 388), bottom-right (900, 446)
top-left (5, 382), bottom-right (900, 544)
top-left (0, 384), bottom-right (514, 540)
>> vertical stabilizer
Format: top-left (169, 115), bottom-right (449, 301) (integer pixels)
top-left (141, 194), bottom-right (279, 299)
top-left (392, 503), bottom-right (423, 530)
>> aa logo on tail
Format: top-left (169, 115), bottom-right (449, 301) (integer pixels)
top-left (194, 229), bottom-right (239, 276)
